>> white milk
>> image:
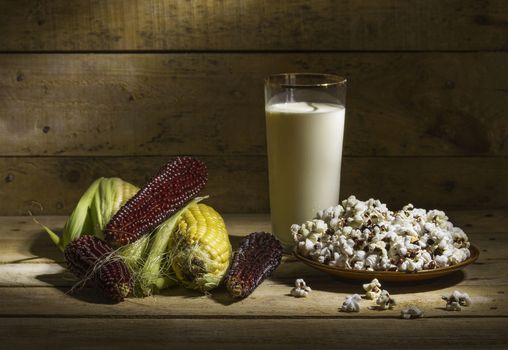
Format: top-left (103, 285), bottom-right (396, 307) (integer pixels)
top-left (265, 102), bottom-right (346, 249)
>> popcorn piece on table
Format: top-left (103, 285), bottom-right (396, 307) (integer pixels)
top-left (442, 290), bottom-right (472, 311)
top-left (375, 289), bottom-right (396, 310)
top-left (457, 291), bottom-right (472, 306)
top-left (362, 278), bottom-right (382, 300)
top-left (340, 294), bottom-right (362, 312)
top-left (400, 305), bottom-right (424, 319)
top-left (290, 278), bottom-right (312, 298)
top-left (445, 301), bottom-right (462, 311)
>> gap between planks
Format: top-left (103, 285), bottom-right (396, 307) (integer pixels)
top-left (2, 50), bottom-right (508, 54)
top-left (0, 314), bottom-right (506, 320)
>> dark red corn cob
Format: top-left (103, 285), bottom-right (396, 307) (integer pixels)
top-left (225, 232), bottom-right (283, 298)
top-left (104, 157), bottom-right (207, 247)
top-left (64, 235), bottom-right (133, 302)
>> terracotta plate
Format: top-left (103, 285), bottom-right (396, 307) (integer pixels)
top-left (293, 245), bottom-right (480, 282)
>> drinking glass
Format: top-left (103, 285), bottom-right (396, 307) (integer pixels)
top-left (264, 73), bottom-right (347, 251)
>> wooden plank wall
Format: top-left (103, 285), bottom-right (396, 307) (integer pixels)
top-left (0, 0), bottom-right (507, 215)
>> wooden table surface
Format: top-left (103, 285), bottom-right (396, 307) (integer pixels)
top-left (1, 211), bottom-right (507, 349)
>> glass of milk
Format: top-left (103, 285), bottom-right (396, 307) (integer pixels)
top-left (264, 73), bottom-right (347, 252)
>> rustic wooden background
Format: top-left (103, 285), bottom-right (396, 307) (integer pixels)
top-left (0, 0), bottom-right (507, 215)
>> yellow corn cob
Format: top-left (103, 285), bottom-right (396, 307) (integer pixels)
top-left (169, 203), bottom-right (232, 292)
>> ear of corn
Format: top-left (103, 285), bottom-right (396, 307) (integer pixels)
top-left (225, 232), bottom-right (283, 298)
top-left (169, 203), bottom-right (232, 292)
top-left (64, 235), bottom-right (133, 302)
top-left (105, 157), bottom-right (208, 247)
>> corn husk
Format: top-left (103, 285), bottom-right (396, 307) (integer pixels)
top-left (42, 177), bottom-right (139, 251)
top-left (136, 197), bottom-right (204, 296)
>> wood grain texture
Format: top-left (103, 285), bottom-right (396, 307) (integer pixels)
top-left (1, 156), bottom-right (507, 215)
top-left (0, 0), bottom-right (507, 51)
top-left (1, 318), bottom-right (507, 350)
top-left (1, 214), bottom-right (506, 348)
top-left (1, 53), bottom-right (507, 157)
top-left (0, 211), bottom-right (508, 318)
top-left (0, 156), bottom-right (267, 215)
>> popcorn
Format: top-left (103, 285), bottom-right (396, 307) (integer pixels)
top-left (449, 248), bottom-right (470, 265)
top-left (314, 220), bottom-right (327, 234)
top-left (445, 301), bottom-right (462, 311)
top-left (293, 196), bottom-right (471, 272)
top-left (401, 305), bottom-right (424, 319)
top-left (340, 294), bottom-right (362, 312)
top-left (290, 279), bottom-right (312, 298)
top-left (442, 290), bottom-right (472, 311)
top-left (375, 289), bottom-right (396, 310)
top-left (362, 278), bottom-right (382, 300)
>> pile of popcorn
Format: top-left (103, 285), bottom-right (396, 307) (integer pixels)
top-left (292, 195), bottom-right (471, 272)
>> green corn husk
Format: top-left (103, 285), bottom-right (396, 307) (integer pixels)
top-left (42, 177), bottom-right (151, 273)
top-left (90, 177), bottom-right (140, 239)
top-left (42, 177), bottom-right (139, 251)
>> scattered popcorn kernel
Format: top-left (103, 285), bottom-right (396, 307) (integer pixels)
top-left (375, 289), bottom-right (396, 310)
top-left (290, 278), bottom-right (312, 298)
top-left (443, 290), bottom-right (472, 311)
top-left (401, 305), bottom-right (424, 319)
top-left (362, 278), bottom-right (382, 300)
top-left (340, 294), bottom-right (362, 312)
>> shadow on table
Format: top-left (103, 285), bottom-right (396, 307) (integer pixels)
top-left (26, 227), bottom-right (105, 303)
top-left (158, 285), bottom-right (238, 306)
top-left (28, 226), bottom-right (63, 262)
